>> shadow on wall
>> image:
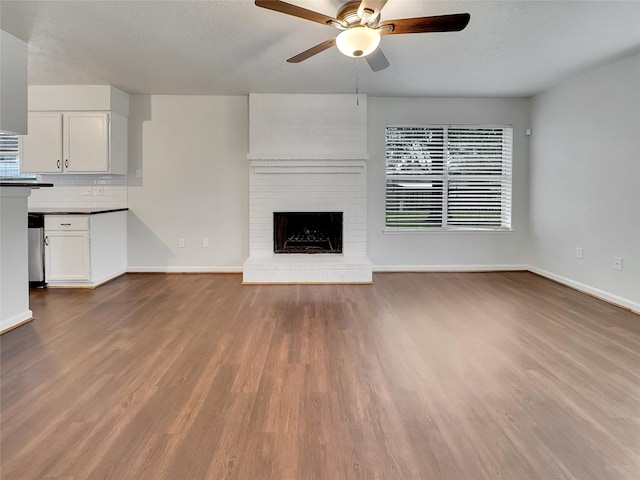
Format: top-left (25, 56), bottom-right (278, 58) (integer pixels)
top-left (127, 95), bottom-right (152, 187)
top-left (127, 211), bottom-right (175, 269)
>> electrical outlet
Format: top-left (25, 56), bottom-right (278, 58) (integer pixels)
top-left (202, 237), bottom-right (210, 248)
top-left (613, 256), bottom-right (623, 271)
top-left (576, 247), bottom-right (583, 259)
top-left (93, 186), bottom-right (104, 196)
top-left (81, 186), bottom-right (92, 196)
top-left (178, 238), bottom-right (185, 248)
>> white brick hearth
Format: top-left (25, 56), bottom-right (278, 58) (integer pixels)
top-left (242, 94), bottom-right (372, 284)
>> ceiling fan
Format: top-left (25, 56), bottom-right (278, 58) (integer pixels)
top-left (255, 0), bottom-right (470, 72)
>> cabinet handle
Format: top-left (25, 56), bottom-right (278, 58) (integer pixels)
top-left (44, 236), bottom-right (49, 246)
top-left (60, 223), bottom-right (71, 226)
top-left (57, 159), bottom-right (60, 169)
top-left (65, 159), bottom-right (69, 168)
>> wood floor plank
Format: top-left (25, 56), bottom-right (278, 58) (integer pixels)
top-left (1, 272), bottom-right (639, 479)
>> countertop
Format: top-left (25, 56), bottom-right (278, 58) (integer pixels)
top-left (28, 207), bottom-right (129, 215)
top-left (0, 181), bottom-right (53, 188)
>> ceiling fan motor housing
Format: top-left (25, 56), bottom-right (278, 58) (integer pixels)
top-left (337, 0), bottom-right (371, 27)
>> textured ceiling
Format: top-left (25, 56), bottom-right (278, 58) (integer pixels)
top-left (2, 0), bottom-right (639, 97)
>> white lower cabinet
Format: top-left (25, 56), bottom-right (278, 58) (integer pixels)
top-left (44, 211), bottom-right (126, 287)
top-left (45, 231), bottom-right (91, 281)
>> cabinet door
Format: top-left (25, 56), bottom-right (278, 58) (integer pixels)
top-left (64, 112), bottom-right (109, 173)
top-left (45, 231), bottom-right (90, 281)
top-left (21, 113), bottom-right (63, 173)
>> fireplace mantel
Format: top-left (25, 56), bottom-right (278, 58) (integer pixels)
top-left (249, 158), bottom-right (366, 175)
top-left (246, 153), bottom-right (369, 161)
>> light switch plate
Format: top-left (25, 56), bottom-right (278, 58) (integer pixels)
top-left (613, 256), bottom-right (623, 271)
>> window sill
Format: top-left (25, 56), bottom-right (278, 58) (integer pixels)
top-left (382, 228), bottom-right (514, 235)
top-left (0, 175), bottom-right (38, 181)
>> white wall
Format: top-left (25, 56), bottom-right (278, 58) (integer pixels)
top-left (367, 97), bottom-right (530, 269)
top-left (127, 95), bottom-right (248, 271)
top-left (0, 30), bottom-right (28, 134)
top-left (126, 95), bottom-right (531, 272)
top-left (530, 53), bottom-right (640, 311)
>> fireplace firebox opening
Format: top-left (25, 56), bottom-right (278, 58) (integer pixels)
top-left (274, 212), bottom-right (343, 254)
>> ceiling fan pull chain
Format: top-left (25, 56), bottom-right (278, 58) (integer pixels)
top-left (355, 58), bottom-right (360, 106)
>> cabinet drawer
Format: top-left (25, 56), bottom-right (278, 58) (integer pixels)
top-left (45, 216), bottom-right (89, 231)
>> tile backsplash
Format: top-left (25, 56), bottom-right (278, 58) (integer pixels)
top-left (28, 175), bottom-right (127, 209)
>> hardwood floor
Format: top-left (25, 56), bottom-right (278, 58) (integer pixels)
top-left (1, 272), bottom-right (638, 479)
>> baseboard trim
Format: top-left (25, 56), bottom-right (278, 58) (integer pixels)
top-left (46, 270), bottom-right (127, 289)
top-left (127, 266), bottom-right (243, 274)
top-left (92, 270), bottom-right (127, 287)
top-left (242, 281), bottom-right (374, 285)
top-left (46, 285), bottom-right (97, 289)
top-left (1, 311), bottom-right (34, 335)
top-left (528, 265), bottom-right (640, 315)
top-left (127, 265), bottom-right (528, 274)
top-left (373, 264), bottom-right (529, 273)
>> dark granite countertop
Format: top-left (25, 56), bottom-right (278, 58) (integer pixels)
top-left (28, 207), bottom-right (129, 215)
top-left (0, 182), bottom-right (54, 188)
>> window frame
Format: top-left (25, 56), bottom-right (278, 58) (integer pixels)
top-left (384, 124), bottom-right (513, 233)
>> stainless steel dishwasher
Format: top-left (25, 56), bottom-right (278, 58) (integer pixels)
top-left (28, 213), bottom-right (47, 288)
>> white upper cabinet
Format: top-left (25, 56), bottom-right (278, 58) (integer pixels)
top-left (21, 113), bottom-right (63, 173)
top-left (64, 112), bottom-right (109, 172)
top-left (21, 111), bottom-right (127, 175)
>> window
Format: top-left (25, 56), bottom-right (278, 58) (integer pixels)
top-left (385, 125), bottom-right (512, 231)
top-left (0, 133), bottom-right (34, 179)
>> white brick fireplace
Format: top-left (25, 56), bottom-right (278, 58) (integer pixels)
top-left (242, 94), bottom-right (372, 283)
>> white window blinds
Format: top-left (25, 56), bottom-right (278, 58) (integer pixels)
top-left (386, 126), bottom-right (445, 227)
top-left (0, 133), bottom-right (33, 179)
top-left (385, 125), bottom-right (512, 230)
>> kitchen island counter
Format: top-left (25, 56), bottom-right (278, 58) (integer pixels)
top-left (1, 182), bottom-right (52, 334)
top-left (0, 181), bottom-right (53, 188)
top-left (29, 207), bottom-right (128, 215)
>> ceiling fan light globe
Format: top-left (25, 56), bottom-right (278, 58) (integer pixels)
top-left (336, 26), bottom-right (381, 58)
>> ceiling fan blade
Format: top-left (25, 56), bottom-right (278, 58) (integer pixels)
top-left (255, 0), bottom-right (339, 27)
top-left (366, 48), bottom-right (390, 72)
top-left (287, 38), bottom-right (337, 63)
top-left (357, 0), bottom-right (388, 24)
top-left (379, 13), bottom-right (470, 35)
